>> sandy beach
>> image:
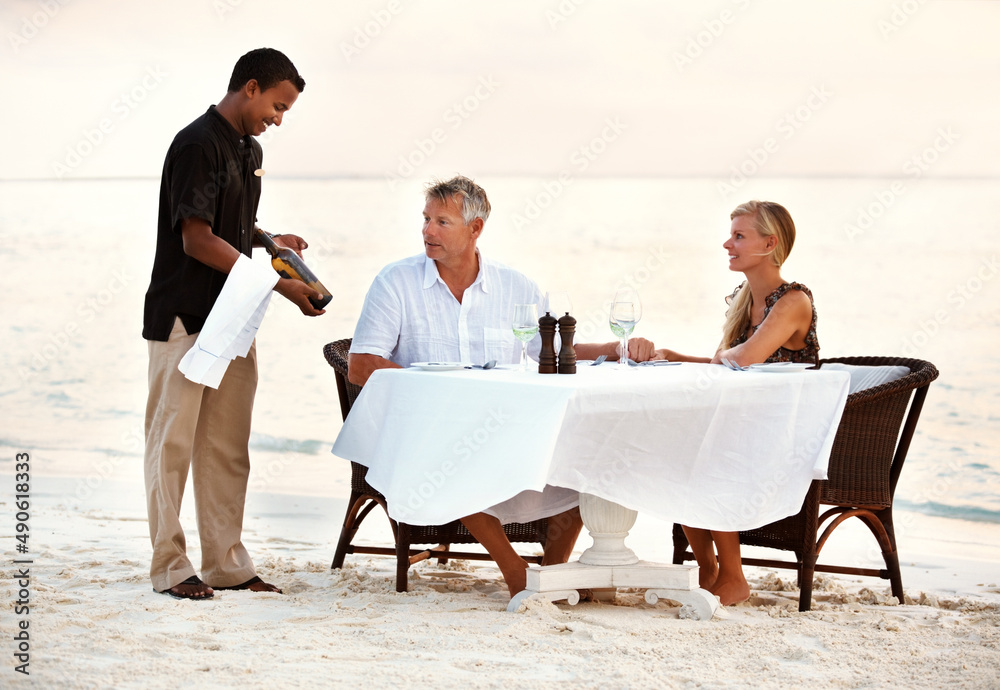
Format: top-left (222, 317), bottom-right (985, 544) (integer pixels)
top-left (5, 460), bottom-right (998, 689)
top-left (3, 0), bottom-right (999, 685)
top-left (2, 175), bottom-right (998, 688)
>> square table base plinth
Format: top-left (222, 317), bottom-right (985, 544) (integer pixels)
top-left (506, 561), bottom-right (720, 620)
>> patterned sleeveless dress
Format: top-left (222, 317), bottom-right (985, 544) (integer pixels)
top-left (727, 282), bottom-right (820, 364)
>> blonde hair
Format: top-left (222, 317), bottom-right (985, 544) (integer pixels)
top-left (720, 201), bottom-right (796, 349)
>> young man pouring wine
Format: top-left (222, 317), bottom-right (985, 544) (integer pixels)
top-left (141, 48), bottom-right (323, 600)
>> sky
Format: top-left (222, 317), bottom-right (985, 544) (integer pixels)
top-left (2, 0), bottom-right (999, 180)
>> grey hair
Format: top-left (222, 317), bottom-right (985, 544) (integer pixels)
top-left (425, 175), bottom-right (491, 225)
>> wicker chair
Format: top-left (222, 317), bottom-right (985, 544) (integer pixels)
top-left (323, 338), bottom-right (548, 592)
top-left (671, 356), bottom-right (939, 611)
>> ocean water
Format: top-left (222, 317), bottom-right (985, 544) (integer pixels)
top-left (0, 176), bottom-right (997, 525)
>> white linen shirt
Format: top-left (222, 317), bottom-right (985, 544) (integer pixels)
top-left (348, 252), bottom-right (575, 524)
top-left (351, 252), bottom-right (542, 366)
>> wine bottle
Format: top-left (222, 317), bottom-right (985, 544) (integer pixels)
top-left (255, 229), bottom-right (333, 310)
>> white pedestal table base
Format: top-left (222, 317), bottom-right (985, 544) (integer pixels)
top-left (506, 560), bottom-right (719, 620)
top-left (506, 494), bottom-right (719, 620)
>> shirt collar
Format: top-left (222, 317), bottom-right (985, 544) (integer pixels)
top-left (422, 250), bottom-right (489, 292)
top-left (207, 105), bottom-right (251, 151)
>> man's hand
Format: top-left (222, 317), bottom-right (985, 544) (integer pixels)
top-left (622, 337), bottom-right (656, 362)
top-left (274, 277), bottom-right (325, 316)
top-left (577, 338), bottom-right (657, 362)
top-left (274, 233), bottom-right (308, 258)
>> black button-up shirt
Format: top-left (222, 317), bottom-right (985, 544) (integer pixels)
top-left (142, 106), bottom-right (263, 341)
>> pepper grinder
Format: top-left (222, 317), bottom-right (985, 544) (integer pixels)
top-left (557, 312), bottom-right (577, 374)
top-left (538, 311), bottom-right (558, 374)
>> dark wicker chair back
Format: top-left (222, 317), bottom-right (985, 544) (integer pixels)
top-left (324, 338), bottom-right (547, 592)
top-left (672, 355), bottom-right (939, 611)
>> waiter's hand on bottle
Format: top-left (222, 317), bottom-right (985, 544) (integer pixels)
top-left (275, 278), bottom-right (326, 316)
top-left (273, 233), bottom-right (308, 258)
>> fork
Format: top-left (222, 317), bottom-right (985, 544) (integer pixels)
top-left (721, 357), bottom-right (749, 371)
top-left (591, 355), bottom-right (608, 366)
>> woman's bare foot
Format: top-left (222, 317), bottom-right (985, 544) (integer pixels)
top-left (710, 573), bottom-right (750, 606)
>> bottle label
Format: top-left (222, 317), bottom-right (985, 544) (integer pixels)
top-left (259, 228), bottom-right (332, 309)
top-left (275, 262), bottom-right (303, 282)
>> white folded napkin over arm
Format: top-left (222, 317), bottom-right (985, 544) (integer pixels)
top-left (178, 253), bottom-right (279, 389)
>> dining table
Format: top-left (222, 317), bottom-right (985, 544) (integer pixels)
top-left (331, 360), bottom-right (851, 618)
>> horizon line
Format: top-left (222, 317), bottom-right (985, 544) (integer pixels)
top-left (2, 173), bottom-right (999, 183)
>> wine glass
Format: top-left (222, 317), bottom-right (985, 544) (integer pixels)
top-left (609, 288), bottom-right (642, 369)
top-left (511, 304), bottom-right (539, 371)
top-left (545, 291), bottom-right (572, 319)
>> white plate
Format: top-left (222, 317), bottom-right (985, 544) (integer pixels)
top-left (748, 362), bottom-right (815, 373)
top-left (410, 362), bottom-right (472, 371)
top-left (638, 360), bottom-right (682, 366)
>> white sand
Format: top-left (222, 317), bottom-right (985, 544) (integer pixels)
top-left (5, 175), bottom-right (999, 687)
top-left (4, 461), bottom-right (999, 689)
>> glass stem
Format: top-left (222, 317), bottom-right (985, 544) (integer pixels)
top-left (521, 342), bottom-right (528, 371)
top-left (621, 332), bottom-right (630, 368)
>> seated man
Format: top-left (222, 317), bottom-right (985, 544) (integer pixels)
top-left (348, 175), bottom-right (655, 597)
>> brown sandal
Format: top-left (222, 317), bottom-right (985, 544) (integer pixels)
top-left (214, 575), bottom-right (282, 593)
top-left (160, 575), bottom-right (214, 600)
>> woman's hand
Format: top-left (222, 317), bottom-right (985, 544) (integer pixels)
top-left (648, 347), bottom-right (713, 364)
top-left (577, 339), bottom-right (656, 362)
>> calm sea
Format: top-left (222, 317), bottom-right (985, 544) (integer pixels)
top-left (1, 177), bottom-right (997, 524)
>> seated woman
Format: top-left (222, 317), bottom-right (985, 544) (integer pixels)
top-left (652, 200), bottom-right (819, 606)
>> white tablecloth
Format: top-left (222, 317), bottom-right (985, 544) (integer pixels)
top-left (331, 363), bottom-right (850, 531)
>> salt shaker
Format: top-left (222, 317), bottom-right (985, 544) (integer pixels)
top-left (538, 312), bottom-right (558, 374)
top-left (557, 312), bottom-right (577, 374)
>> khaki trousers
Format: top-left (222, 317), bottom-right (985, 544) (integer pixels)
top-left (144, 317), bottom-right (258, 592)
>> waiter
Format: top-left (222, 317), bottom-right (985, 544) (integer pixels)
top-left (141, 48), bottom-right (322, 600)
